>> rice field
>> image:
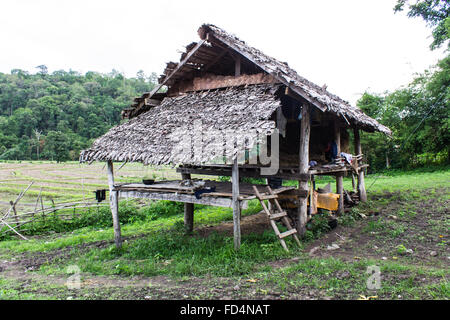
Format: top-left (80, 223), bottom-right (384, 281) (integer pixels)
top-left (0, 161), bottom-right (181, 213)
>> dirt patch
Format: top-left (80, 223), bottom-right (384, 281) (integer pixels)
top-left (306, 189), bottom-right (449, 267)
top-left (196, 211), bottom-right (272, 238)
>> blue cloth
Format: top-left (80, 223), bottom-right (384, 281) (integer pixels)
top-left (331, 141), bottom-right (338, 161)
top-left (309, 160), bottom-right (317, 167)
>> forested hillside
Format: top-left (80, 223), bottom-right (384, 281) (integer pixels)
top-left (0, 60), bottom-right (447, 170)
top-left (0, 67), bottom-right (156, 161)
top-left (0, 0), bottom-right (448, 169)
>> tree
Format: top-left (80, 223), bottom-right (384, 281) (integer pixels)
top-left (357, 53), bottom-right (450, 170)
top-left (41, 131), bottom-right (70, 162)
top-left (0, 67), bottom-right (163, 161)
top-left (36, 65), bottom-right (48, 76)
top-left (394, 0), bottom-right (450, 49)
top-left (34, 129), bottom-right (42, 160)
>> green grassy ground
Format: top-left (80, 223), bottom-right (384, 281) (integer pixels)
top-left (0, 162), bottom-right (448, 300)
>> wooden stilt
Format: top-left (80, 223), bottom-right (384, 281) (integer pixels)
top-left (353, 128), bottom-right (367, 202)
top-left (10, 201), bottom-right (19, 226)
top-left (334, 122), bottom-right (344, 214)
top-left (336, 173), bottom-right (344, 214)
top-left (297, 103), bottom-right (310, 237)
top-left (231, 53), bottom-right (242, 250)
top-left (107, 160), bottom-right (122, 249)
top-left (181, 173), bottom-right (194, 234)
top-left (232, 158), bottom-right (241, 250)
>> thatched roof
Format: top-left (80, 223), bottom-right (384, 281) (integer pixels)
top-left (80, 84), bottom-right (282, 165)
top-left (81, 23), bottom-right (392, 165)
top-left (197, 24), bottom-right (391, 135)
top-left (125, 24), bottom-right (391, 135)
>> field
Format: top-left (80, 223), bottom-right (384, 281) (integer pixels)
top-left (0, 161), bottom-right (448, 300)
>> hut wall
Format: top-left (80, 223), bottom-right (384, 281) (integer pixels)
top-left (276, 95), bottom-right (351, 167)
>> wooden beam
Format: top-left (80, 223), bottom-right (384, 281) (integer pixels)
top-left (176, 165), bottom-right (310, 181)
top-left (206, 34), bottom-right (327, 113)
top-left (107, 161), bottom-right (122, 249)
top-left (181, 173), bottom-right (194, 234)
top-left (143, 98), bottom-right (162, 106)
top-left (285, 87), bottom-right (327, 112)
top-left (168, 73), bottom-right (278, 95)
top-left (147, 39), bottom-right (207, 99)
top-left (354, 128), bottom-right (367, 202)
top-left (297, 103), bottom-right (310, 237)
top-left (118, 190), bottom-right (234, 207)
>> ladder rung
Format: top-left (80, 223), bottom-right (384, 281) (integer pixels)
top-left (258, 194), bottom-right (278, 200)
top-left (279, 229), bottom-right (297, 239)
top-left (270, 211), bottom-right (287, 220)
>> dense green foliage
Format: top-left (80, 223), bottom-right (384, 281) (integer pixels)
top-left (0, 68), bottom-right (156, 161)
top-left (358, 55), bottom-right (449, 171)
top-left (394, 0), bottom-right (450, 50)
top-left (357, 2), bottom-right (450, 171)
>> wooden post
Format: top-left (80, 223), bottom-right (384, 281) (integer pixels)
top-left (334, 122), bottom-right (344, 214)
top-left (297, 103), bottom-right (310, 237)
top-left (336, 173), bottom-right (344, 214)
top-left (352, 174), bottom-right (356, 192)
top-left (232, 159), bottom-right (241, 250)
top-left (234, 55), bottom-right (241, 77)
top-left (181, 173), bottom-right (194, 234)
top-left (334, 122), bottom-right (341, 156)
top-left (107, 160), bottom-right (122, 249)
top-left (353, 128), bottom-right (367, 202)
top-left (231, 53), bottom-right (242, 250)
top-left (9, 201), bottom-right (19, 226)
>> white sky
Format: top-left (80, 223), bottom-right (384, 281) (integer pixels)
top-left (0, 0), bottom-right (446, 105)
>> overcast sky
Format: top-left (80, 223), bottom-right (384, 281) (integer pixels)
top-left (0, 0), bottom-right (446, 105)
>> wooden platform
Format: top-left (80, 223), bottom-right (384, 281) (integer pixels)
top-left (177, 163), bottom-right (368, 179)
top-left (114, 180), bottom-right (296, 208)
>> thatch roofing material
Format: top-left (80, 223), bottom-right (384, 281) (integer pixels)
top-left (197, 24), bottom-right (391, 135)
top-left (80, 84), bottom-right (281, 165)
top-left (125, 24), bottom-right (390, 134)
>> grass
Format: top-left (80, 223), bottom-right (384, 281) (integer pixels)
top-left (40, 230), bottom-right (298, 278)
top-left (257, 257), bottom-right (449, 299)
top-left (0, 162), bottom-right (448, 299)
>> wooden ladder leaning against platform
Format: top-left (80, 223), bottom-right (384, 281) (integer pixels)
top-left (252, 185), bottom-right (301, 252)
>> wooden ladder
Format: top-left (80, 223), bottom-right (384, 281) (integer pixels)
top-left (252, 185), bottom-right (301, 252)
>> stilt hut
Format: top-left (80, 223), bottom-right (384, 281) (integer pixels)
top-left (80, 24), bottom-right (391, 250)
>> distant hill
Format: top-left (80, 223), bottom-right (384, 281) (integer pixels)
top-left (0, 67), bottom-right (157, 161)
